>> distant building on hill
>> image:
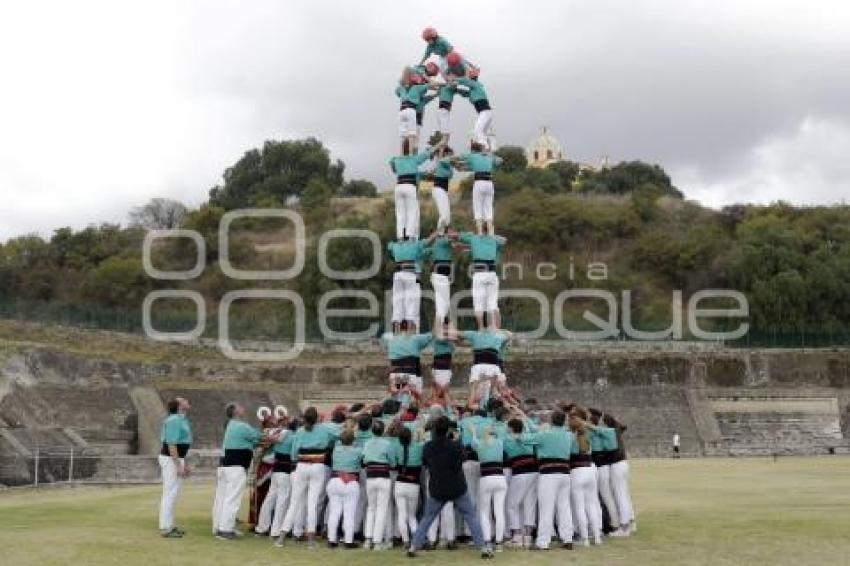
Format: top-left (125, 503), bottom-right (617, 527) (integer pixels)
top-left (526, 126), bottom-right (610, 172)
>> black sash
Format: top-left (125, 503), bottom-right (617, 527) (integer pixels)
top-left (394, 262), bottom-right (417, 272)
top-left (538, 457), bottom-right (570, 475)
top-left (433, 261), bottom-right (452, 276)
top-left (570, 453), bottom-right (593, 468)
top-left (222, 448), bottom-right (253, 469)
top-left (391, 356), bottom-right (421, 376)
top-left (473, 348), bottom-right (500, 365)
top-left (161, 442), bottom-right (190, 458)
top-left (433, 177), bottom-right (449, 190)
top-left (397, 465), bottom-right (422, 484)
top-left (473, 99), bottom-right (491, 112)
top-left (473, 172), bottom-right (492, 181)
top-left (432, 352), bottom-right (452, 370)
top-left (507, 454), bottom-right (538, 474)
top-left (479, 462), bottom-right (504, 477)
top-left (273, 452), bottom-right (292, 474)
top-left (397, 174), bottom-right (417, 185)
top-left (365, 462), bottom-right (391, 478)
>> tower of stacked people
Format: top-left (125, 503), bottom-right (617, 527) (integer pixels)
top-left (382, 27), bottom-right (514, 411)
top-left (197, 27), bottom-right (636, 557)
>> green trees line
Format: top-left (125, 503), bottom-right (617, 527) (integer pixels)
top-left (1, 138), bottom-right (848, 344)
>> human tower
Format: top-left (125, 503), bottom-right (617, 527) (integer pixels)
top-left (384, 26), bottom-right (510, 408)
top-left (184, 27), bottom-right (637, 560)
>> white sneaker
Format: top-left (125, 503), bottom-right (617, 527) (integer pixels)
top-left (593, 536), bottom-right (603, 546)
top-left (580, 538), bottom-right (590, 547)
top-left (629, 521), bottom-right (638, 535)
top-left (609, 529), bottom-right (630, 538)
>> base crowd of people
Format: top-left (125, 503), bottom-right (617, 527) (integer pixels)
top-left (159, 386), bottom-right (636, 559)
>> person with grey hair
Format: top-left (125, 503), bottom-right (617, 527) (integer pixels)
top-left (158, 397), bottom-right (192, 538)
top-left (214, 402), bottom-right (279, 541)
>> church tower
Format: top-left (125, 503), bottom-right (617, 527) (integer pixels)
top-left (526, 126), bottom-right (565, 168)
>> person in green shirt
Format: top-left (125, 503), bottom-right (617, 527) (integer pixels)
top-left (454, 74), bottom-right (493, 151)
top-left (388, 231), bottom-right (439, 332)
top-left (381, 325), bottom-right (434, 399)
top-left (388, 144), bottom-right (440, 241)
top-left (455, 231), bottom-right (506, 329)
top-left (452, 148), bottom-right (503, 235)
top-left (393, 425), bottom-right (426, 545)
top-left (326, 428), bottom-right (363, 548)
top-left (525, 410), bottom-right (577, 550)
top-left (419, 27), bottom-right (480, 75)
top-left (421, 141), bottom-right (455, 234)
top-left (216, 402), bottom-right (278, 541)
top-left (568, 407), bottom-right (603, 546)
top-left (503, 416), bottom-right (539, 548)
top-left (362, 420), bottom-right (397, 550)
top-left (396, 67), bottom-right (438, 155)
top-left (471, 424), bottom-right (507, 551)
top-left (276, 407), bottom-right (339, 549)
top-left (159, 397), bottom-right (192, 537)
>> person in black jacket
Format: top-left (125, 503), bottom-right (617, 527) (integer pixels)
top-left (408, 416), bottom-right (493, 559)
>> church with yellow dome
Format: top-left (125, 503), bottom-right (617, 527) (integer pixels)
top-left (526, 126), bottom-right (610, 171)
top-left (526, 126), bottom-right (565, 167)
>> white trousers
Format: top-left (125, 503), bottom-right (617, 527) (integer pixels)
top-left (394, 480), bottom-right (420, 543)
top-left (392, 271), bottom-right (420, 327)
top-left (611, 460), bottom-right (634, 526)
top-left (431, 186), bottom-right (451, 230)
top-left (211, 466), bottom-right (226, 534)
top-left (282, 462), bottom-right (326, 534)
top-left (571, 466), bottom-right (602, 540)
top-left (596, 464), bottom-right (620, 528)
top-left (506, 471), bottom-right (538, 531)
top-left (472, 180), bottom-right (495, 222)
top-left (394, 183), bottom-right (419, 240)
top-left (399, 108), bottom-right (418, 138)
top-left (536, 473), bottom-right (572, 548)
top-left (355, 470), bottom-right (368, 530)
top-left (437, 107), bottom-right (451, 134)
top-left (430, 272), bottom-right (451, 321)
top-left (256, 471), bottom-right (288, 534)
top-left (365, 477), bottom-right (392, 544)
top-left (264, 472), bottom-right (292, 536)
top-left (326, 477), bottom-right (360, 543)
top-left (474, 109), bottom-right (494, 147)
top-left (220, 466), bottom-right (247, 533)
top-left (158, 455), bottom-right (183, 531)
top-left (478, 474), bottom-right (507, 543)
top-left (472, 271), bottom-right (499, 313)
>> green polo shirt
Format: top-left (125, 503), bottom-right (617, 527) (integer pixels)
top-left (381, 332), bottom-right (434, 360)
top-left (462, 152), bottom-right (501, 173)
top-left (389, 152), bottom-right (430, 177)
top-left (222, 420), bottom-right (261, 450)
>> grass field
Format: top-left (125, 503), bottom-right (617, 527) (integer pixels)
top-left (1, 457), bottom-right (849, 566)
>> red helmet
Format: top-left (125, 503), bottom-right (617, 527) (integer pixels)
top-left (424, 62), bottom-right (439, 76)
top-left (446, 50), bottom-right (462, 67)
top-left (422, 27), bottom-right (438, 41)
top-left (468, 67), bottom-right (480, 79)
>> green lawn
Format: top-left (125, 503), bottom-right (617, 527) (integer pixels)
top-left (1, 457), bottom-right (849, 565)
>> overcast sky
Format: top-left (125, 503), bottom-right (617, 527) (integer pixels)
top-left (1, 0), bottom-right (848, 241)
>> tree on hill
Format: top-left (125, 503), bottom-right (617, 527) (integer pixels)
top-left (494, 145), bottom-right (527, 174)
top-left (577, 160), bottom-right (683, 198)
top-left (208, 138), bottom-right (344, 210)
top-left (128, 198), bottom-right (187, 230)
